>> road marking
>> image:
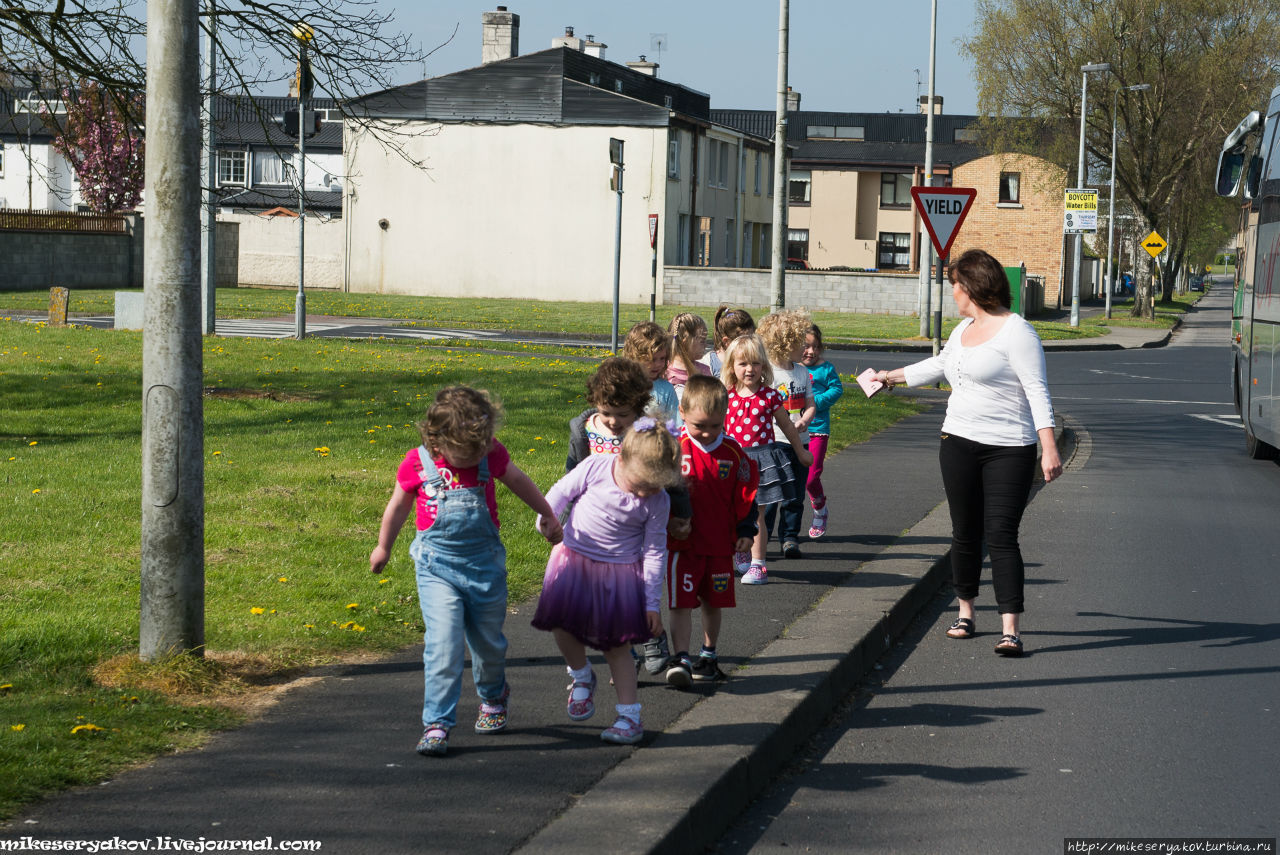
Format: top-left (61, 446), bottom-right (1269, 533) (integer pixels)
top-left (1055, 396), bottom-right (1232, 406)
top-left (1188, 413), bottom-right (1244, 430)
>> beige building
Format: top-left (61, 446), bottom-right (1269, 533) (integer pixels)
top-left (343, 10), bottom-right (772, 303)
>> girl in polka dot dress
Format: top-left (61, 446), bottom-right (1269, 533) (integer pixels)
top-left (720, 334), bottom-right (813, 585)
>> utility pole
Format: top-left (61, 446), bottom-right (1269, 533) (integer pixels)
top-left (140, 0), bottom-right (205, 661)
top-left (1071, 62), bottom-right (1112, 327)
top-left (918, 0), bottom-right (937, 340)
top-left (200, 0), bottom-right (217, 334)
top-left (769, 0), bottom-right (789, 312)
top-left (294, 22), bottom-right (314, 341)
top-left (926, 0), bottom-right (941, 354)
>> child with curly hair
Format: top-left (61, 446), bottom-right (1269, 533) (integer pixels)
top-left (622, 321), bottom-right (680, 424)
top-left (757, 309), bottom-right (818, 563)
top-left (370, 386), bottom-right (562, 757)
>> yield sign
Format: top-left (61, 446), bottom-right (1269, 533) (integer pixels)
top-left (911, 186), bottom-right (978, 259)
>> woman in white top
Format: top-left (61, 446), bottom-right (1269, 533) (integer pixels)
top-left (873, 249), bottom-right (1062, 657)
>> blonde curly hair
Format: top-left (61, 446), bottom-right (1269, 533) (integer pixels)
top-left (757, 309), bottom-right (813, 364)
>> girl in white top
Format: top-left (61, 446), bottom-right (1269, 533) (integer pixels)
top-left (874, 248), bottom-right (1062, 657)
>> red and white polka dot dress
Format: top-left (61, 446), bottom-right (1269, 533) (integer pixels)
top-left (726, 386), bottom-right (784, 448)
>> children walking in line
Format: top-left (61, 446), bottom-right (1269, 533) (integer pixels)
top-left (622, 322), bottom-right (680, 424)
top-left (665, 312), bottom-right (711, 404)
top-left (801, 323), bottom-right (844, 538)
top-left (369, 386), bottom-right (563, 758)
top-left (720, 334), bottom-right (813, 585)
top-left (699, 306), bottom-right (756, 377)
top-left (532, 420), bottom-right (684, 744)
top-left (758, 310), bottom-right (817, 561)
top-left (663, 375), bottom-right (758, 688)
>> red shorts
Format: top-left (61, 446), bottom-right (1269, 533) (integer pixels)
top-left (666, 552), bottom-right (736, 610)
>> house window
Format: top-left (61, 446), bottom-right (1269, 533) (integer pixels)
top-left (217, 150), bottom-right (246, 186)
top-left (787, 228), bottom-right (809, 262)
top-left (589, 72), bottom-right (601, 86)
top-left (753, 153), bottom-right (761, 194)
top-left (807, 125), bottom-right (834, 139)
top-left (668, 135), bottom-right (680, 179)
top-left (760, 224), bottom-right (771, 265)
top-left (880, 173), bottom-right (911, 206)
top-left (664, 95), bottom-right (673, 108)
top-left (706, 140), bottom-right (718, 186)
top-left (697, 217), bottom-right (713, 266)
top-left (0, 145), bottom-right (5, 177)
top-left (836, 125), bottom-right (864, 139)
top-left (719, 141), bottom-right (730, 189)
top-left (677, 213), bottom-right (690, 264)
top-left (767, 155), bottom-right (774, 195)
top-left (743, 222), bottom-right (753, 266)
top-left (614, 79), bottom-right (623, 93)
top-left (877, 232), bottom-right (911, 269)
top-left (253, 151), bottom-right (292, 185)
top-left (954, 126), bottom-right (979, 143)
top-left (788, 170), bottom-right (811, 204)
top-left (999, 171), bottom-right (1021, 204)
top-left (725, 219), bottom-right (735, 266)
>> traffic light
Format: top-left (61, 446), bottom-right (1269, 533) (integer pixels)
top-left (282, 109), bottom-right (321, 138)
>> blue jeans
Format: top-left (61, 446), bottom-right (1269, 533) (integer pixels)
top-left (410, 454), bottom-right (509, 729)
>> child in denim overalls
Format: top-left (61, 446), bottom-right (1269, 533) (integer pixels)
top-left (370, 387), bottom-right (562, 757)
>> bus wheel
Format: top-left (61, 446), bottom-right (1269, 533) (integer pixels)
top-left (1245, 424), bottom-right (1277, 460)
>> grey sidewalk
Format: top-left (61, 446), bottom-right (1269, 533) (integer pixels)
top-left (5, 402), bottom-right (972, 855)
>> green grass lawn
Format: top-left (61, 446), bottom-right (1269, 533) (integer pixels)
top-left (0, 286), bottom-right (1106, 342)
top-left (0, 318), bottom-right (923, 818)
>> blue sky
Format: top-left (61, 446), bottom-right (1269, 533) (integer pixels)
top-left (388, 1), bottom-right (981, 115)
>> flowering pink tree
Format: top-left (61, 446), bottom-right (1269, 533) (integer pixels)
top-left (48, 82), bottom-right (145, 213)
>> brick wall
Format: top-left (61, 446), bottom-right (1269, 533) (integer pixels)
top-left (952, 153), bottom-right (1071, 307)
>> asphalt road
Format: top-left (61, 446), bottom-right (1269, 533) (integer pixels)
top-left (714, 287), bottom-right (1280, 853)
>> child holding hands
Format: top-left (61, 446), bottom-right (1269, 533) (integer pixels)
top-left (370, 386), bottom-right (562, 758)
top-left (721, 334), bottom-right (813, 585)
top-left (663, 375), bottom-right (758, 688)
top-left (532, 420), bottom-right (684, 744)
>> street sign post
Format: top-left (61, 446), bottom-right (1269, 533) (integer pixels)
top-left (1142, 230), bottom-right (1167, 258)
top-left (911, 186), bottom-right (977, 258)
top-left (1064, 188), bottom-right (1099, 234)
top-left (648, 214), bottom-right (659, 322)
top-left (911, 186), bottom-right (977, 355)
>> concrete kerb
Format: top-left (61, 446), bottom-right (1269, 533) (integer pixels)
top-left (518, 421), bottom-right (1075, 855)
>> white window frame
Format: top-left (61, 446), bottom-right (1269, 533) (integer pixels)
top-left (668, 135), bottom-right (680, 179)
top-left (754, 152), bottom-right (761, 194)
top-left (0, 145), bottom-right (5, 178)
top-left (217, 150), bottom-right (247, 186)
top-left (788, 170), bottom-right (812, 204)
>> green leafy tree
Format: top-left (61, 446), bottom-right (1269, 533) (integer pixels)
top-left (964, 0), bottom-right (1280, 317)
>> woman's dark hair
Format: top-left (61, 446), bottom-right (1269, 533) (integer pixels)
top-left (947, 248), bottom-right (1011, 311)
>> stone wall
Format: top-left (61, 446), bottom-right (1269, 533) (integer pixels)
top-left (662, 266), bottom-right (961, 318)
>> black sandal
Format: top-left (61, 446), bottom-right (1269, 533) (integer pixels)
top-left (994, 634), bottom-right (1023, 656)
top-left (945, 618), bottom-right (975, 639)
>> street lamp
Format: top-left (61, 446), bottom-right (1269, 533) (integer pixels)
top-left (292, 21), bottom-right (314, 340)
top-left (1104, 83), bottom-right (1150, 320)
top-left (1069, 61), bottom-right (1111, 327)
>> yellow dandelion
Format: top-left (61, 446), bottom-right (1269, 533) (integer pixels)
top-left (28, 441), bottom-right (37, 446)
top-left (352, 624), bottom-right (366, 632)
top-left (346, 603), bottom-right (359, 609)
top-left (71, 723), bottom-right (105, 735)
top-left (11, 724), bottom-right (24, 732)
top-left (0, 684), bottom-right (12, 692)
top-left (31, 489), bottom-right (40, 494)
top-left (303, 623), bottom-right (315, 629)
top-left (378, 578), bottom-right (389, 585)
top-left (212, 451), bottom-right (222, 456)
top-left (250, 607), bottom-right (265, 615)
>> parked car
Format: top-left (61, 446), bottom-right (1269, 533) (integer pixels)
top-left (1189, 275), bottom-right (1205, 292)
top-left (786, 258), bottom-right (810, 270)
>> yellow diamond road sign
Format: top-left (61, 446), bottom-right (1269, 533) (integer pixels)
top-left (1142, 231), bottom-right (1167, 258)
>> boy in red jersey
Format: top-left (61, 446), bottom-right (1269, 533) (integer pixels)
top-left (664, 375), bottom-right (759, 687)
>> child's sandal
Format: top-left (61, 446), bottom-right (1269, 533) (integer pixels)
top-left (416, 724), bottom-right (450, 757)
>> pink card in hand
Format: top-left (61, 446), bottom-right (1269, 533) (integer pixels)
top-left (857, 368), bottom-right (885, 398)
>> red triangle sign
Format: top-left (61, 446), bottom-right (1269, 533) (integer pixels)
top-left (911, 186), bottom-right (977, 259)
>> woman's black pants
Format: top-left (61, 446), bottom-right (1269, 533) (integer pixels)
top-left (938, 433), bottom-right (1036, 614)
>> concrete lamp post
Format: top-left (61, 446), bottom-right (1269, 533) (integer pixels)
top-left (1104, 83), bottom-right (1150, 320)
top-left (1069, 61), bottom-right (1112, 328)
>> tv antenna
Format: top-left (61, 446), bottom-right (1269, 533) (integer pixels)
top-left (650, 33), bottom-right (668, 66)
top-left (914, 68), bottom-right (922, 110)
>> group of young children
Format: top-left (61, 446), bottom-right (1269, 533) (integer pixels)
top-left (369, 306), bottom-right (845, 756)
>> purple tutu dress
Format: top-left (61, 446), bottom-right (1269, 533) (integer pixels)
top-left (531, 455), bottom-right (670, 651)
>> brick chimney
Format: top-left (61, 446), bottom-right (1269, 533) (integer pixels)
top-left (481, 7), bottom-right (519, 65)
top-left (785, 87), bottom-right (801, 112)
top-left (627, 55), bottom-right (659, 77)
top-left (918, 94), bottom-right (944, 115)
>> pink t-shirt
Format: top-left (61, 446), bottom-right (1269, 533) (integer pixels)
top-left (726, 386), bottom-right (784, 448)
top-left (396, 441), bottom-right (510, 531)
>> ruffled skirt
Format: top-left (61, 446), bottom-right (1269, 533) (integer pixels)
top-left (531, 543), bottom-right (650, 650)
top-left (743, 442), bottom-right (800, 507)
